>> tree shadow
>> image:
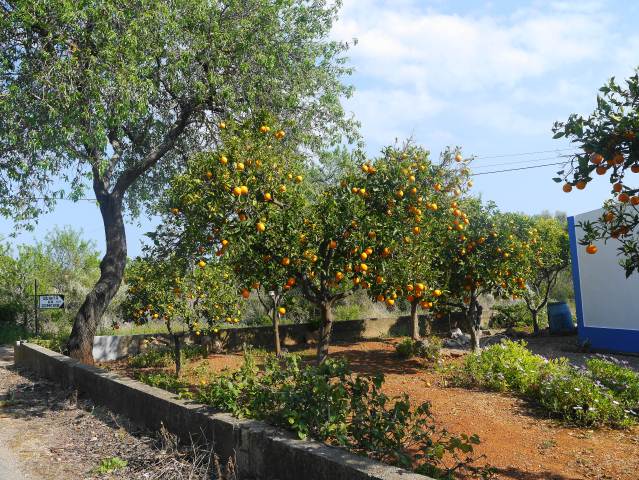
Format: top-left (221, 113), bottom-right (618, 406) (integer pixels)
top-left (490, 466), bottom-right (583, 480)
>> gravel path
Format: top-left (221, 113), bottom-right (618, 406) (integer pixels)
top-left (0, 344), bottom-right (225, 480)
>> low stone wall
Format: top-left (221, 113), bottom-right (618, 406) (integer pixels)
top-left (93, 314), bottom-right (463, 362)
top-left (15, 342), bottom-right (428, 480)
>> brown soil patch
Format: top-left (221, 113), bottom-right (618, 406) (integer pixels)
top-left (168, 339), bottom-right (639, 480)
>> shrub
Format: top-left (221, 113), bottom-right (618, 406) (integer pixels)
top-left (586, 357), bottom-right (639, 411)
top-left (129, 348), bottom-right (174, 368)
top-left (395, 337), bottom-right (442, 362)
top-left (137, 372), bottom-right (192, 398)
top-left (129, 344), bottom-right (207, 369)
top-left (395, 338), bottom-right (415, 359)
top-left (538, 363), bottom-right (632, 427)
top-left (458, 340), bottom-right (638, 427)
top-left (196, 351), bottom-right (487, 478)
top-left (489, 302), bottom-right (546, 329)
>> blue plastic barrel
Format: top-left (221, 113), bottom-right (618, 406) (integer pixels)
top-left (547, 302), bottom-right (574, 333)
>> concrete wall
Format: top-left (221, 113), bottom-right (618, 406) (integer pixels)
top-left (94, 314), bottom-right (462, 362)
top-left (15, 341), bottom-right (428, 480)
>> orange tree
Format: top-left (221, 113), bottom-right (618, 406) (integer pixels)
top-left (121, 255), bottom-right (243, 374)
top-left (362, 146), bottom-right (472, 340)
top-left (151, 122), bottom-right (472, 363)
top-left (518, 216), bottom-right (570, 333)
top-left (435, 200), bottom-right (530, 351)
top-left (553, 68), bottom-right (639, 275)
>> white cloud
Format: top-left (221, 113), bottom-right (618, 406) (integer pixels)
top-left (332, 0), bottom-right (635, 142)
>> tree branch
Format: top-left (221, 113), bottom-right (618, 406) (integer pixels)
top-left (112, 103), bottom-right (196, 196)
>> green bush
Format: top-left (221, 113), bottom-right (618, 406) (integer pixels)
top-left (128, 343), bottom-right (207, 369)
top-left (137, 372), bottom-right (192, 398)
top-left (129, 348), bottom-right (174, 368)
top-left (395, 337), bottom-right (442, 362)
top-left (586, 357), bottom-right (639, 411)
top-left (29, 330), bottom-right (70, 353)
top-left (538, 363), bottom-right (631, 427)
top-left (395, 338), bottom-right (415, 359)
top-left (458, 340), bottom-right (637, 428)
top-left (489, 302), bottom-right (546, 329)
top-left (196, 351), bottom-right (487, 478)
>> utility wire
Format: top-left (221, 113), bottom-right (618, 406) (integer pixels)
top-left (471, 154), bottom-right (572, 170)
top-left (473, 147), bottom-right (577, 160)
top-left (471, 161), bottom-right (569, 176)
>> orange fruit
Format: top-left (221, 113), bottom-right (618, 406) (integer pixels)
top-left (376, 294), bottom-right (385, 302)
top-left (619, 193), bottom-right (630, 203)
top-left (240, 185), bottom-right (248, 195)
top-left (455, 153), bottom-right (463, 162)
top-left (576, 181), bottom-right (586, 190)
top-left (260, 125), bottom-right (270, 133)
top-left (335, 272), bottom-right (344, 281)
top-left (256, 222), bottom-right (266, 232)
top-left (631, 165), bottom-right (639, 173)
top-left (281, 257), bottom-right (290, 266)
top-left (198, 260), bottom-right (206, 269)
top-left (596, 166), bottom-right (608, 175)
top-left (278, 307), bottom-right (286, 315)
top-left (613, 182), bottom-right (623, 193)
top-left (604, 212), bottom-right (615, 222)
top-left (612, 153), bottom-right (625, 165)
top-left (586, 244), bottom-right (598, 254)
top-left (241, 288), bottom-right (250, 299)
top-left (329, 240), bottom-right (337, 249)
top-left (562, 183), bottom-right (572, 193)
top-left (360, 263), bottom-right (368, 272)
top-left (232, 186), bottom-right (242, 196)
top-left (590, 153), bottom-right (604, 164)
top-left (631, 196), bottom-right (639, 206)
top-left (218, 121), bottom-right (226, 129)
top-left (220, 155), bottom-right (228, 165)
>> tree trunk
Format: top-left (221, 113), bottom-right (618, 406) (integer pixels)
top-left (531, 309), bottom-right (540, 335)
top-left (272, 300), bottom-right (282, 357)
top-left (467, 297), bottom-right (482, 352)
top-left (410, 301), bottom-right (420, 341)
top-left (173, 334), bottom-right (182, 377)
top-left (316, 301), bottom-right (333, 365)
top-left (67, 194), bottom-right (127, 363)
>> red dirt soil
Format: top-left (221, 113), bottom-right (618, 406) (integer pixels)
top-left (185, 339), bottom-right (639, 480)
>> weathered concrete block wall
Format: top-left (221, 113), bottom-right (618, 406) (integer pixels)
top-left (15, 342), bottom-right (428, 480)
top-left (93, 314), bottom-right (465, 362)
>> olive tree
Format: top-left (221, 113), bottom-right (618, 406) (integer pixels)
top-left (0, 0), bottom-right (355, 362)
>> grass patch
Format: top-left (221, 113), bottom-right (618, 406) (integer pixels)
top-left (94, 457), bottom-right (128, 474)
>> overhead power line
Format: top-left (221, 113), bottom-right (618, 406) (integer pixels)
top-left (473, 147), bottom-right (577, 160)
top-left (471, 161), bottom-right (569, 176)
top-left (471, 155), bottom-right (572, 170)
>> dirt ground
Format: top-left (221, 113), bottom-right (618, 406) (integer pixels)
top-left (0, 346), bottom-right (233, 480)
top-left (118, 334), bottom-right (639, 480)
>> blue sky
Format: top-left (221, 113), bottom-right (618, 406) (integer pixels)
top-left (2, 0), bottom-right (638, 257)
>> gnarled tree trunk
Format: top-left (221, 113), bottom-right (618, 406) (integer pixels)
top-left (67, 193), bottom-right (127, 363)
top-left (316, 300), bottom-right (333, 364)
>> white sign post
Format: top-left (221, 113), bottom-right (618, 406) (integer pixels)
top-left (38, 295), bottom-right (65, 310)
